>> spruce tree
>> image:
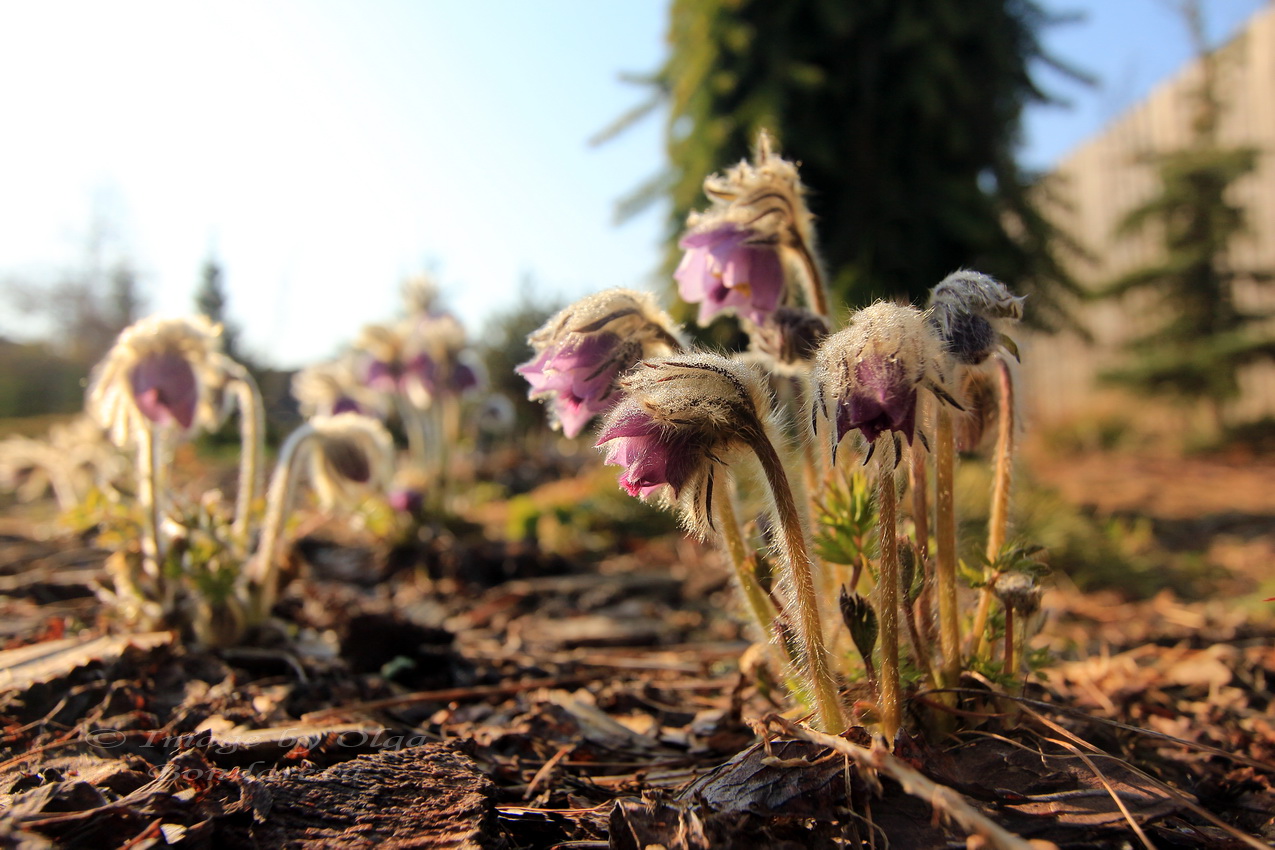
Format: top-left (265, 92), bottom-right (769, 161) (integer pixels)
top-left (1100, 2), bottom-right (1273, 430)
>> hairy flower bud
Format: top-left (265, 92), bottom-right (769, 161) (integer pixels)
top-left (307, 413), bottom-right (395, 509)
top-left (812, 302), bottom-right (959, 456)
top-left (595, 351), bottom-right (773, 537)
top-left (519, 289), bottom-right (683, 437)
top-left (928, 270), bottom-right (1025, 365)
top-left (751, 306), bottom-right (830, 371)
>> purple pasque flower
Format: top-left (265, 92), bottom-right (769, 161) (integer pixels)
top-left (675, 223), bottom-right (784, 326)
top-left (595, 401), bottom-right (703, 500)
top-left (519, 289), bottom-right (683, 438)
top-left (130, 350), bottom-right (200, 430)
top-left (813, 302), bottom-right (959, 455)
top-left (517, 331), bottom-right (631, 438)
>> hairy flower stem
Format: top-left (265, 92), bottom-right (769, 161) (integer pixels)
top-left (876, 441), bottom-right (902, 744)
top-left (395, 397), bottom-right (428, 469)
top-left (248, 423), bottom-right (318, 622)
top-left (935, 408), bottom-right (962, 690)
top-left (974, 357), bottom-right (1015, 658)
top-left (226, 367), bottom-right (265, 541)
top-left (135, 425), bottom-right (165, 591)
top-left (792, 243), bottom-right (830, 319)
top-left (745, 425), bottom-right (846, 733)
top-left (986, 356), bottom-right (1015, 560)
top-left (715, 482), bottom-right (779, 645)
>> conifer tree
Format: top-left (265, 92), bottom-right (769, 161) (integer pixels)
top-left (606, 0), bottom-right (1088, 327)
top-left (1101, 1), bottom-right (1273, 430)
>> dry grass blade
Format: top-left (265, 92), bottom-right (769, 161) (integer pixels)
top-left (928, 686), bottom-right (1275, 774)
top-left (1023, 707), bottom-right (1274, 850)
top-left (765, 715), bottom-right (1052, 850)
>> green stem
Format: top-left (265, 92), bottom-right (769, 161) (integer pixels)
top-left (935, 408), bottom-right (961, 689)
top-left (715, 481), bottom-right (779, 642)
top-left (746, 425), bottom-right (846, 733)
top-left (876, 440), bottom-right (901, 744)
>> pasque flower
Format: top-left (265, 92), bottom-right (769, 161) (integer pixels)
top-left (594, 352), bottom-right (771, 534)
top-left (813, 302), bottom-right (960, 456)
top-left (518, 289), bottom-right (682, 438)
top-left (676, 131), bottom-right (828, 323)
top-left (87, 315), bottom-right (228, 445)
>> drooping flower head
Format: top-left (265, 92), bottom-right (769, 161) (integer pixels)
top-left (304, 413), bottom-right (395, 510)
top-left (676, 131), bottom-right (827, 325)
top-left (812, 302), bottom-right (960, 458)
top-left (518, 289), bottom-right (683, 438)
top-left (595, 351), bottom-right (773, 537)
top-left (928, 270), bottom-right (1025, 365)
top-left (87, 315), bottom-right (228, 446)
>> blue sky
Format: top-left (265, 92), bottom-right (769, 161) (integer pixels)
top-left (0, 0), bottom-right (1267, 368)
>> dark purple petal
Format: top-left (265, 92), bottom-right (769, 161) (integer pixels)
top-left (835, 357), bottom-right (919, 445)
top-left (365, 359), bottom-right (403, 394)
top-left (130, 352), bottom-right (198, 429)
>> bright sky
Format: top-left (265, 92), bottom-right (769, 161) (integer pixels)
top-left (0, 0), bottom-right (1267, 369)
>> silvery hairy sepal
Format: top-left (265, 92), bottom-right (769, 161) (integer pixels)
top-left (928, 270), bottom-right (1025, 365)
top-left (595, 351), bottom-right (773, 538)
top-left (519, 289), bottom-right (684, 438)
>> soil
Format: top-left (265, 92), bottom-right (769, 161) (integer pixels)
top-left (1, 447), bottom-right (1273, 849)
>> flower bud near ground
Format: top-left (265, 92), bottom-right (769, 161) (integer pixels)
top-left (519, 289), bottom-right (683, 438)
top-left (306, 414), bottom-right (396, 510)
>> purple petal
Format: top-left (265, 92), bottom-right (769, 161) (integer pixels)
top-left (130, 352), bottom-right (198, 430)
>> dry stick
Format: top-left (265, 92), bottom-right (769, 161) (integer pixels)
top-left (715, 481), bottom-right (779, 641)
top-left (875, 440), bottom-right (902, 744)
top-left (934, 407), bottom-right (961, 689)
top-left (974, 355), bottom-right (1015, 658)
top-left (746, 425), bottom-right (846, 733)
top-left (769, 715), bottom-right (1043, 850)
